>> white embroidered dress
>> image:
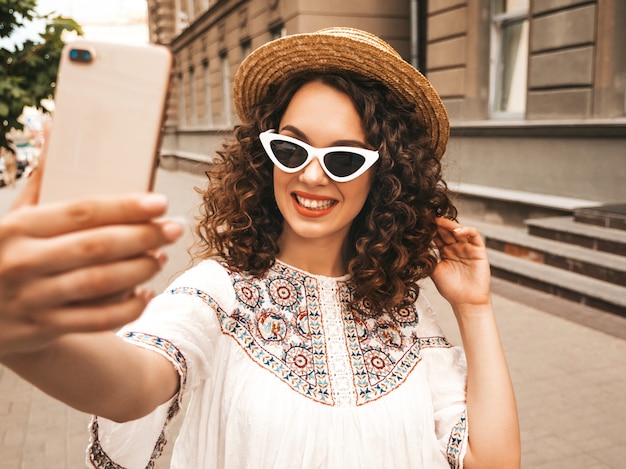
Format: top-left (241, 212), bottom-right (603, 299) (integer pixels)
top-left (87, 259), bottom-right (468, 469)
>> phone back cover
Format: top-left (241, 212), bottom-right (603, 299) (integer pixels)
top-left (39, 40), bottom-right (172, 203)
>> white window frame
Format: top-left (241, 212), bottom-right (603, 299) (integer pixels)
top-left (270, 24), bottom-right (286, 40)
top-left (489, 1), bottom-right (529, 119)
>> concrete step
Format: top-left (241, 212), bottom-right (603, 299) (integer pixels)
top-left (487, 249), bottom-right (626, 317)
top-left (574, 203), bottom-right (626, 231)
top-left (525, 216), bottom-right (626, 257)
top-left (470, 220), bottom-right (626, 287)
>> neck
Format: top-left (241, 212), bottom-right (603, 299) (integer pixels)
top-left (277, 237), bottom-right (348, 277)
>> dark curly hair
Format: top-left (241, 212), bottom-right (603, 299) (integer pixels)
top-left (195, 70), bottom-right (457, 313)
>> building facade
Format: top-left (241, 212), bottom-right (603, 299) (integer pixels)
top-left (146, 0), bottom-right (625, 223)
top-left (427, 0), bottom-right (626, 225)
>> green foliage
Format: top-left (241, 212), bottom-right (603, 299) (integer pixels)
top-left (0, 0), bottom-right (82, 149)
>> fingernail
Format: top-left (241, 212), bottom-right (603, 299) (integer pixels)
top-left (152, 250), bottom-right (168, 268)
top-left (136, 288), bottom-right (156, 303)
top-left (162, 222), bottom-right (184, 241)
top-left (139, 193), bottom-right (168, 211)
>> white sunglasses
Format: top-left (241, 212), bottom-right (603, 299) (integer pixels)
top-left (259, 130), bottom-right (379, 182)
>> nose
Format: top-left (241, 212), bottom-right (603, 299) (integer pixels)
top-left (299, 155), bottom-right (328, 185)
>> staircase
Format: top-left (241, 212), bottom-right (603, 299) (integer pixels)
top-left (466, 204), bottom-right (626, 317)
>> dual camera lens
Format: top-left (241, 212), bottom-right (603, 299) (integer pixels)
top-left (69, 48), bottom-right (93, 63)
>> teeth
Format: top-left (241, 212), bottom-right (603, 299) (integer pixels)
top-left (295, 194), bottom-right (336, 210)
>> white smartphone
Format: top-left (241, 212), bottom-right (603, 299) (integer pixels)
top-left (39, 40), bottom-right (172, 203)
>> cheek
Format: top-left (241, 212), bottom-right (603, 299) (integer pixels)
top-left (345, 176), bottom-right (373, 212)
top-left (273, 166), bottom-right (287, 191)
top-left (273, 168), bottom-right (291, 206)
top-left (357, 172), bottom-right (374, 201)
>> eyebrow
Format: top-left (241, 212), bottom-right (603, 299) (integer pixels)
top-left (279, 124), bottom-right (370, 149)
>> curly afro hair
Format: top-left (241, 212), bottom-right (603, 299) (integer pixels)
top-left (195, 71), bottom-right (457, 314)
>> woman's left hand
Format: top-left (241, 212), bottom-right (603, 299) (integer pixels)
top-left (430, 217), bottom-right (491, 310)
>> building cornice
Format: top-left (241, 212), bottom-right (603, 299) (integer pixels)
top-left (450, 119), bottom-right (626, 138)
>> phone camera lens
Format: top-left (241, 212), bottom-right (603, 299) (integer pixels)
top-left (69, 48), bottom-right (93, 63)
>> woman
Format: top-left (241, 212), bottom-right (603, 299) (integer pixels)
top-left (0, 28), bottom-right (519, 468)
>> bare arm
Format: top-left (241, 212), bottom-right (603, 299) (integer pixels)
top-left (2, 332), bottom-right (180, 422)
top-left (0, 163), bottom-right (183, 421)
top-left (431, 217), bottom-right (520, 468)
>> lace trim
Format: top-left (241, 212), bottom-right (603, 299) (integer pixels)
top-left (318, 277), bottom-right (356, 406)
top-left (87, 333), bottom-right (187, 469)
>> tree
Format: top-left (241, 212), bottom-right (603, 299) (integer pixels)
top-left (0, 0), bottom-right (82, 150)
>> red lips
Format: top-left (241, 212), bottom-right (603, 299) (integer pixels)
top-left (291, 192), bottom-right (338, 218)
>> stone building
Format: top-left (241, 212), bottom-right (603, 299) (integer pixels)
top-left (146, 0), bottom-right (417, 165)
top-left (146, 0), bottom-right (626, 315)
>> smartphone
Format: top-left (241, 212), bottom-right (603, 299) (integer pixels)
top-left (39, 40), bottom-right (172, 203)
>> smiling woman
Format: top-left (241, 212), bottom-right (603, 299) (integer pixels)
top-left (0, 27), bottom-right (520, 469)
top-left (267, 80), bottom-right (375, 274)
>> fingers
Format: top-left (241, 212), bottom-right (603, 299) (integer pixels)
top-left (433, 217), bottom-right (483, 249)
top-left (7, 219), bottom-right (182, 276)
top-left (8, 253), bottom-right (164, 312)
top-left (10, 161), bottom-right (44, 209)
top-left (0, 215), bottom-right (183, 291)
top-left (34, 291), bottom-right (152, 334)
top-left (6, 193), bottom-right (171, 238)
top-left (0, 285), bottom-right (154, 357)
top-left (0, 194), bottom-right (183, 312)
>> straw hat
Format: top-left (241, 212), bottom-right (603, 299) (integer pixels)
top-left (233, 27), bottom-right (449, 159)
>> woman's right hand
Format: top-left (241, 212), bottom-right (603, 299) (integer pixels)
top-left (0, 193), bottom-right (183, 359)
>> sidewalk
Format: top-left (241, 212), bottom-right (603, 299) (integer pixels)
top-left (2, 171), bottom-right (626, 468)
top-left (430, 277), bottom-right (626, 469)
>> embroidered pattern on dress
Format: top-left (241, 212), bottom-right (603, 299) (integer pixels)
top-left (87, 333), bottom-right (187, 469)
top-left (446, 411), bottom-right (468, 469)
top-left (169, 262), bottom-right (451, 407)
top-left (343, 284), bottom-right (449, 405)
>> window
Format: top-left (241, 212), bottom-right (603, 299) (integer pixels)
top-left (490, 0), bottom-right (529, 117)
top-left (220, 52), bottom-right (231, 126)
top-left (174, 0), bottom-right (189, 32)
top-left (270, 24), bottom-right (286, 40)
top-left (241, 39), bottom-right (251, 60)
top-left (189, 66), bottom-right (198, 126)
top-left (203, 60), bottom-right (213, 127)
top-left (177, 72), bottom-right (187, 127)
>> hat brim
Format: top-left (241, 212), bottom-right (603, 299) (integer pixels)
top-left (233, 29), bottom-right (449, 159)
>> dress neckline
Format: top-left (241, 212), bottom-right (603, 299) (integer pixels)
top-left (273, 258), bottom-right (352, 282)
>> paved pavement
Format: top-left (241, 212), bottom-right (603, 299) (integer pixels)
top-left (1, 168), bottom-right (626, 468)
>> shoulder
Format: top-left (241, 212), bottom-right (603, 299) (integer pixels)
top-left (168, 259), bottom-right (232, 288)
top-left (413, 289), bottom-right (448, 338)
top-left (164, 259), bottom-right (237, 311)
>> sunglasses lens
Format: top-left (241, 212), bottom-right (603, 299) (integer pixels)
top-left (324, 151), bottom-right (366, 178)
top-left (270, 140), bottom-right (308, 168)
